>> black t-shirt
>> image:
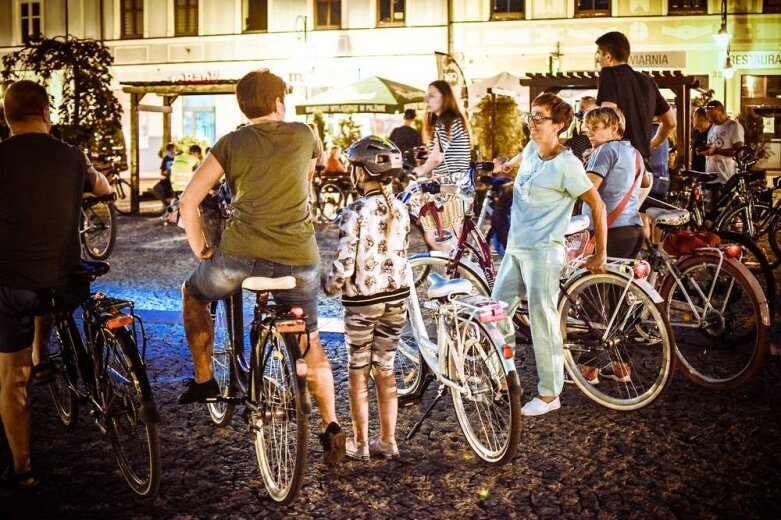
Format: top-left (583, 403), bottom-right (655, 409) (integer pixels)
top-left (389, 125), bottom-right (422, 153)
top-left (596, 64), bottom-right (670, 158)
top-left (565, 133), bottom-right (591, 162)
top-left (691, 128), bottom-right (710, 171)
top-left (0, 134), bottom-right (88, 290)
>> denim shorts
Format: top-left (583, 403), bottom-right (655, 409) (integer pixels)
top-left (185, 251), bottom-right (320, 330)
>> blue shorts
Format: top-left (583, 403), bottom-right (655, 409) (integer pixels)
top-left (185, 251), bottom-right (320, 330)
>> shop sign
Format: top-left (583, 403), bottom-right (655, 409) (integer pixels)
top-left (628, 51), bottom-right (687, 68)
top-left (729, 51), bottom-right (781, 69)
top-left (170, 71), bottom-right (220, 82)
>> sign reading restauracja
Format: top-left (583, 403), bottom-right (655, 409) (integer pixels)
top-left (728, 51), bottom-right (781, 69)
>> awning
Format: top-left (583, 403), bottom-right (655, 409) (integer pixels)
top-left (295, 76), bottom-right (425, 115)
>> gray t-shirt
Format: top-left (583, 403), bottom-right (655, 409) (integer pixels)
top-left (582, 140), bottom-right (643, 229)
top-left (507, 141), bottom-right (593, 251)
top-left (706, 118), bottom-right (745, 182)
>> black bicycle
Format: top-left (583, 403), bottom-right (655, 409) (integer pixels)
top-left (206, 279), bottom-right (311, 505)
top-left (80, 194), bottom-right (117, 261)
top-left (46, 261), bottom-right (160, 496)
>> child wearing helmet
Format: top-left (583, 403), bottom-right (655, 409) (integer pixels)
top-left (324, 136), bottom-right (411, 460)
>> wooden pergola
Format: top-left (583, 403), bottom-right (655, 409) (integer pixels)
top-left (120, 80), bottom-right (238, 213)
top-left (520, 71), bottom-right (704, 167)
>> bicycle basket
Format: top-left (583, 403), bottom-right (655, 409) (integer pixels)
top-left (565, 230), bottom-right (591, 262)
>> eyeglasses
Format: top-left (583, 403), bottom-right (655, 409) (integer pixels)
top-left (526, 114), bottom-right (553, 125)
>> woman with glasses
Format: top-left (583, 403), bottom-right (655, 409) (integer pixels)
top-left (492, 93), bottom-right (608, 417)
top-left (410, 80), bottom-right (472, 251)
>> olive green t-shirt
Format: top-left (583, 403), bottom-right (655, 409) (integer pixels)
top-left (210, 122), bottom-right (321, 265)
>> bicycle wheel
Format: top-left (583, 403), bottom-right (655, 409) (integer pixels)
top-left (80, 202), bottom-right (118, 260)
top-left (99, 327), bottom-right (161, 496)
top-left (560, 273), bottom-right (674, 411)
top-left (316, 182), bottom-right (346, 221)
top-left (398, 253), bottom-right (489, 399)
top-left (717, 202), bottom-right (781, 267)
top-left (659, 253), bottom-right (769, 390)
top-left (251, 331), bottom-right (308, 505)
top-left (716, 230), bottom-right (775, 311)
top-left (47, 324), bottom-right (80, 429)
top-left (112, 178), bottom-right (133, 215)
top-left (208, 298), bottom-right (236, 426)
top-left (447, 317), bottom-right (522, 465)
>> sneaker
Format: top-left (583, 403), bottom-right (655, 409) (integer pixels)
top-left (319, 422), bottom-right (346, 464)
top-left (601, 362), bottom-right (632, 383)
top-left (345, 438), bottom-right (369, 461)
top-left (579, 365), bottom-right (600, 385)
top-left (177, 378), bottom-right (220, 404)
top-left (369, 439), bottom-right (399, 460)
top-left (521, 396), bottom-right (560, 417)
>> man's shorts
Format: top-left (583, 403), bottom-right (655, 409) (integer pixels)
top-left (0, 286), bottom-right (42, 353)
top-left (185, 251), bottom-right (320, 330)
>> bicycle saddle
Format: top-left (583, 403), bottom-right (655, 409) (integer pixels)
top-left (680, 170), bottom-right (719, 183)
top-left (72, 261), bottom-right (110, 278)
top-left (242, 276), bottom-right (296, 292)
top-left (427, 273), bottom-right (473, 299)
top-left (566, 215), bottom-right (590, 235)
top-left (645, 207), bottom-right (690, 227)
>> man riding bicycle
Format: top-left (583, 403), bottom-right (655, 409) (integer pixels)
top-left (177, 69), bottom-right (346, 463)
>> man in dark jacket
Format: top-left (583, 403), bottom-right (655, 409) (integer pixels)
top-left (389, 109), bottom-right (422, 154)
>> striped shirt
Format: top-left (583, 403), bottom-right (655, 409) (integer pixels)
top-left (429, 118), bottom-right (471, 186)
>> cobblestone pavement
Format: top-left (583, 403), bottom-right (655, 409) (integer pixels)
top-left (2, 215), bottom-right (780, 519)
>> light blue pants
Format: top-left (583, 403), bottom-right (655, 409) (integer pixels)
top-left (491, 246), bottom-right (565, 397)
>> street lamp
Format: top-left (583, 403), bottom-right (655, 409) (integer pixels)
top-left (713, 0), bottom-right (731, 49)
top-left (723, 54), bottom-right (735, 80)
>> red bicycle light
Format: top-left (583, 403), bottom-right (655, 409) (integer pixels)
top-left (632, 261), bottom-right (651, 280)
top-left (291, 306), bottom-right (306, 318)
top-left (106, 315), bottom-right (133, 330)
top-left (723, 244), bottom-right (742, 259)
top-left (502, 344), bottom-right (514, 359)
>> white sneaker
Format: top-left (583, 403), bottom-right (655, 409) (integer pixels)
top-left (521, 396), bottom-right (561, 416)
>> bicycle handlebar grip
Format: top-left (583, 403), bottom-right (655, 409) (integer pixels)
top-left (471, 161), bottom-right (495, 172)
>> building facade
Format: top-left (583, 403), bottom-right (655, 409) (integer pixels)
top-left (1, 0), bottom-right (779, 169)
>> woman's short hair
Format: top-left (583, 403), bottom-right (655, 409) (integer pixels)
top-left (3, 80), bottom-right (49, 123)
top-left (531, 93), bottom-right (574, 135)
top-left (583, 106), bottom-right (626, 137)
top-left (236, 69), bottom-right (287, 119)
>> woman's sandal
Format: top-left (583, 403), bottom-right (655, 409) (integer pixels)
top-left (32, 361), bottom-right (56, 386)
top-left (0, 466), bottom-right (40, 491)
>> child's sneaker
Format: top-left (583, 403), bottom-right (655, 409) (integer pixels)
top-left (369, 439), bottom-right (399, 460)
top-left (345, 438), bottom-right (369, 461)
top-left (601, 362), bottom-right (632, 383)
top-left (579, 365), bottom-right (600, 385)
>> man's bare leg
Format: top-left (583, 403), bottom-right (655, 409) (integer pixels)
top-left (182, 283), bottom-right (214, 383)
top-left (302, 331), bottom-right (338, 428)
top-left (31, 315), bottom-right (54, 366)
top-left (0, 347), bottom-right (34, 484)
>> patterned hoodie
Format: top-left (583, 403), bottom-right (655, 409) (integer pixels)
top-left (325, 190), bottom-right (410, 306)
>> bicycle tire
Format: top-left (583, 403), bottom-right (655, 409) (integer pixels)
top-left (80, 202), bottom-right (118, 260)
top-left (251, 329), bottom-right (308, 505)
top-left (659, 252), bottom-right (769, 390)
top-left (447, 317), bottom-right (522, 465)
top-left (397, 253), bottom-right (489, 400)
top-left (111, 178), bottom-right (133, 215)
top-left (208, 298), bottom-right (237, 426)
top-left (100, 327), bottom-right (161, 496)
top-left (47, 324), bottom-right (80, 429)
top-left (715, 230), bottom-right (775, 311)
top-left (560, 273), bottom-right (674, 411)
top-left (716, 202), bottom-right (781, 268)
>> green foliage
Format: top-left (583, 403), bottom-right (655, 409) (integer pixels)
top-left (472, 95), bottom-right (526, 161)
top-left (737, 108), bottom-right (772, 161)
top-left (2, 35), bottom-right (123, 159)
top-left (331, 114), bottom-right (362, 150)
top-left (692, 89), bottom-right (715, 108)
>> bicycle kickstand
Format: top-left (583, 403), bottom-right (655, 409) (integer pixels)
top-left (405, 384), bottom-right (445, 441)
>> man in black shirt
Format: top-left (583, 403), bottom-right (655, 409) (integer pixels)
top-left (691, 107), bottom-right (711, 171)
top-left (389, 109), bottom-right (422, 154)
top-left (595, 32), bottom-right (676, 160)
top-left (0, 80), bottom-right (111, 490)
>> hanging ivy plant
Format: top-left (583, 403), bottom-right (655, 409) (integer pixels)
top-left (2, 35), bottom-right (123, 160)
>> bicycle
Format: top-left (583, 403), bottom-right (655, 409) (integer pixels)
top-left (103, 165), bottom-right (133, 215)
top-left (402, 272), bottom-right (522, 465)
top-left (206, 279), bottom-right (312, 505)
top-left (400, 175), bottom-right (675, 411)
top-left (80, 193), bottom-right (117, 261)
top-left (643, 206), bottom-right (772, 389)
top-left (45, 261), bottom-right (160, 496)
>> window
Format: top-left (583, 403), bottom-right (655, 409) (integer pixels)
top-left (20, 2), bottom-right (42, 43)
top-left (244, 0), bottom-right (268, 32)
top-left (378, 0), bottom-right (405, 25)
top-left (574, 0), bottom-right (610, 17)
top-left (765, 0), bottom-right (781, 13)
top-left (668, 0), bottom-right (706, 14)
top-left (491, 0), bottom-right (524, 20)
top-left (175, 0), bottom-right (198, 36)
top-left (121, 0), bottom-right (144, 39)
top-left (315, 0), bottom-right (341, 29)
top-left (183, 95), bottom-right (216, 145)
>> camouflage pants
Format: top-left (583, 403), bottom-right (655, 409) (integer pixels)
top-left (344, 300), bottom-right (407, 376)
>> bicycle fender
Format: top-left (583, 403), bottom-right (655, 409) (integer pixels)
top-left (427, 250), bottom-right (490, 291)
top-left (565, 266), bottom-right (664, 305)
top-left (484, 323), bottom-right (518, 374)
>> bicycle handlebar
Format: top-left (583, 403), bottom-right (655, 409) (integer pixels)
top-left (83, 193), bottom-right (117, 206)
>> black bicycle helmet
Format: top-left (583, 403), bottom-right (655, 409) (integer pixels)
top-left (345, 136), bottom-right (402, 182)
